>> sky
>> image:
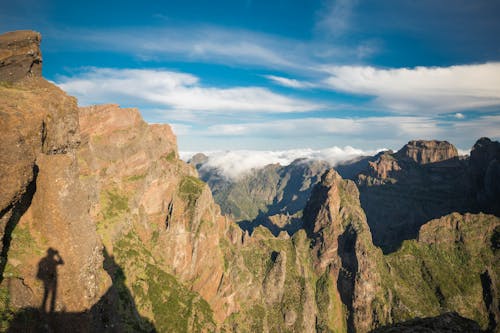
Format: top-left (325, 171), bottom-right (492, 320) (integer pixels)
top-left (3, 0), bottom-right (500, 156)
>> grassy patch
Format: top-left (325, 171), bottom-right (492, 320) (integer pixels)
top-left (101, 189), bottom-right (129, 220)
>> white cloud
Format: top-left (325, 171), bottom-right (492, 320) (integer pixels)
top-left (322, 63), bottom-right (500, 113)
top-left (49, 24), bottom-right (377, 73)
top-left (454, 112), bottom-right (465, 119)
top-left (56, 67), bottom-right (322, 113)
top-left (182, 146), bottom-right (381, 180)
top-left (180, 115), bottom-right (500, 153)
top-left (264, 75), bottom-right (316, 89)
top-left (203, 116), bottom-right (443, 138)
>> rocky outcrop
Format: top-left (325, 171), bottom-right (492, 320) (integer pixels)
top-left (469, 137), bottom-right (500, 215)
top-left (0, 30), bottom-right (42, 83)
top-left (77, 103), bottom-right (230, 327)
top-left (395, 140), bottom-right (458, 164)
top-left (0, 32), bottom-right (79, 251)
top-left (301, 168), bottom-right (499, 332)
top-left (303, 169), bottom-right (388, 332)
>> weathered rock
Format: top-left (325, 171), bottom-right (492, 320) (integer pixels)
top-left (303, 167), bottom-right (499, 332)
top-left (303, 169), bottom-right (388, 332)
top-left (351, 140), bottom-right (471, 253)
top-left (396, 140), bottom-right (458, 164)
top-left (0, 30), bottom-right (42, 83)
top-left (0, 74), bottom-right (79, 271)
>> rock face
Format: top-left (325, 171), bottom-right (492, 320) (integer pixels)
top-left (1, 30), bottom-right (498, 333)
top-left (395, 140), bottom-right (458, 164)
top-left (469, 137), bottom-right (500, 215)
top-left (303, 169), bottom-right (389, 332)
top-left (347, 140), bottom-right (474, 253)
top-left (0, 30), bottom-right (42, 83)
top-left (302, 168), bottom-right (499, 332)
top-left (192, 157), bottom-right (330, 235)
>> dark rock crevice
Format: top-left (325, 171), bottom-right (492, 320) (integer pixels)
top-left (480, 270), bottom-right (497, 333)
top-left (0, 164), bottom-right (38, 283)
top-left (336, 226), bottom-right (359, 333)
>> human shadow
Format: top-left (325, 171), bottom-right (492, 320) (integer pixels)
top-left (37, 247), bottom-right (64, 313)
top-left (6, 246), bottom-right (156, 332)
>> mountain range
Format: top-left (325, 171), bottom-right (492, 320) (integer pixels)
top-left (0, 30), bottom-right (499, 333)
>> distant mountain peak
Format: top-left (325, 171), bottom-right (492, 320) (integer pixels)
top-left (396, 139), bottom-right (458, 164)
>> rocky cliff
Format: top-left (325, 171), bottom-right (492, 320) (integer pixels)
top-left (0, 30), bottom-right (227, 331)
top-left (1, 30), bottom-right (498, 333)
top-left (303, 169), bottom-right (499, 332)
top-left (192, 157), bottom-right (330, 236)
top-left (395, 140), bottom-right (458, 164)
top-left (351, 140), bottom-right (482, 253)
top-left (0, 30), bottom-right (42, 83)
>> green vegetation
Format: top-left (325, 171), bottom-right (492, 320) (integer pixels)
top-left (101, 188), bottom-right (129, 220)
top-left (162, 150), bottom-right (176, 162)
top-left (178, 176), bottom-right (205, 218)
top-left (114, 231), bottom-right (216, 332)
top-left (381, 220), bottom-right (497, 329)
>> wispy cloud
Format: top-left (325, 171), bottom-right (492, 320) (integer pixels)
top-left (182, 145), bottom-right (380, 179)
top-left (321, 63), bottom-right (500, 113)
top-left (56, 67), bottom-right (323, 113)
top-left (193, 115), bottom-right (500, 150)
top-left (264, 75), bottom-right (316, 89)
top-left (48, 24), bottom-right (376, 73)
top-left (204, 116), bottom-right (442, 138)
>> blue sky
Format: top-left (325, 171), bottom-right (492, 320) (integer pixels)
top-left (3, 0), bottom-right (500, 153)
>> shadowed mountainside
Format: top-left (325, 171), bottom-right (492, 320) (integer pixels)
top-left (191, 157), bottom-right (330, 235)
top-left (344, 139), bottom-right (500, 253)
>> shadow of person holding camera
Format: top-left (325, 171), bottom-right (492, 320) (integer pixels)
top-left (37, 247), bottom-right (64, 313)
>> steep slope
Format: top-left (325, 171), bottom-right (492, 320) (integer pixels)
top-left (303, 168), bottom-right (499, 332)
top-left (303, 169), bottom-right (389, 332)
top-left (0, 30), bottom-right (227, 331)
top-left (352, 140), bottom-right (477, 253)
top-left (77, 104), bottom-right (229, 329)
top-left (381, 213), bottom-right (499, 331)
top-left (192, 157), bottom-right (330, 235)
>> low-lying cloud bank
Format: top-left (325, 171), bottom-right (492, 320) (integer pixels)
top-left (180, 146), bottom-right (385, 180)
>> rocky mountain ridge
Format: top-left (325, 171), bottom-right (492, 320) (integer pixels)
top-left (191, 156), bottom-right (330, 235)
top-left (0, 30), bottom-right (498, 333)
